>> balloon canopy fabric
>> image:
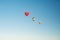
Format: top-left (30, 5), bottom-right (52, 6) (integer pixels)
top-left (38, 22), bottom-right (42, 24)
top-left (32, 17), bottom-right (36, 21)
top-left (25, 12), bottom-right (29, 16)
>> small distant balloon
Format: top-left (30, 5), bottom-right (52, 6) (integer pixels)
top-left (32, 17), bottom-right (36, 21)
top-left (38, 22), bottom-right (43, 24)
top-left (25, 12), bottom-right (29, 16)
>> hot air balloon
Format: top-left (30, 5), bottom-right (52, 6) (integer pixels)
top-left (38, 22), bottom-right (43, 24)
top-left (24, 12), bottom-right (29, 16)
top-left (32, 17), bottom-right (36, 21)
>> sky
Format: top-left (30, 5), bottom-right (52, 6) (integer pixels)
top-left (0, 0), bottom-right (60, 40)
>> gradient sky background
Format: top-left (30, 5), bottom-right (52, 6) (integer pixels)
top-left (0, 0), bottom-right (60, 40)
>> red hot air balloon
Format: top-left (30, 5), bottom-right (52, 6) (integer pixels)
top-left (25, 12), bottom-right (29, 16)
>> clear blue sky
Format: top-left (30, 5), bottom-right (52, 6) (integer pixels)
top-left (0, 0), bottom-right (60, 40)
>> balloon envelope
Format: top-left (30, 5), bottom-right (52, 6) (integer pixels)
top-left (32, 17), bottom-right (36, 21)
top-left (25, 12), bottom-right (29, 16)
top-left (38, 22), bottom-right (43, 24)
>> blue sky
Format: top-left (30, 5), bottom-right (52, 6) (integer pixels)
top-left (0, 0), bottom-right (60, 40)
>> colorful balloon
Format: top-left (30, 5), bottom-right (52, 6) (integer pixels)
top-left (25, 12), bottom-right (29, 16)
top-left (38, 22), bottom-right (42, 24)
top-left (32, 17), bottom-right (36, 21)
